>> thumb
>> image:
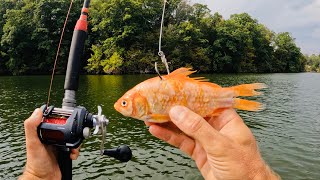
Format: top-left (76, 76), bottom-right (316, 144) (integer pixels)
top-left (24, 108), bottom-right (43, 139)
top-left (169, 106), bottom-right (225, 151)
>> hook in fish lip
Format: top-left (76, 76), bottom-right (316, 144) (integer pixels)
top-left (155, 62), bottom-right (163, 80)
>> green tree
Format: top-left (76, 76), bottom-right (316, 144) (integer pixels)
top-left (0, 0), bottom-right (24, 74)
top-left (89, 0), bottom-right (143, 73)
top-left (161, 3), bottom-right (212, 72)
top-left (0, 0), bottom-right (307, 75)
top-left (1, 3), bottom-right (35, 75)
top-left (213, 13), bottom-right (254, 72)
top-left (212, 13), bottom-right (276, 73)
top-left (272, 32), bottom-right (305, 72)
top-left (305, 54), bottom-right (320, 72)
top-left (1, 0), bottom-right (81, 75)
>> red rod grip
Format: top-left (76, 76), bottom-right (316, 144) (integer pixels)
top-left (74, 8), bottom-right (89, 31)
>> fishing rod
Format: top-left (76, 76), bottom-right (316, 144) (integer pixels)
top-left (37, 0), bottom-right (132, 179)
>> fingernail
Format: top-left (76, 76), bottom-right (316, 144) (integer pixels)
top-left (170, 106), bottom-right (188, 122)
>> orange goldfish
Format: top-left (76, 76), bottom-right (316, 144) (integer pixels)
top-left (114, 68), bottom-right (266, 123)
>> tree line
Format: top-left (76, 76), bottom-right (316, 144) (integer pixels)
top-left (305, 54), bottom-right (320, 72)
top-left (0, 0), bottom-right (317, 75)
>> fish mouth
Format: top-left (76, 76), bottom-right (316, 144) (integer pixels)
top-left (113, 101), bottom-right (128, 117)
top-left (113, 101), bottom-right (119, 112)
top-left (113, 102), bottom-right (118, 111)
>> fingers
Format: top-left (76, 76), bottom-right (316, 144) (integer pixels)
top-left (207, 108), bottom-right (241, 131)
top-left (149, 124), bottom-right (209, 171)
top-left (24, 109), bottom-right (42, 129)
top-left (144, 121), bottom-right (153, 127)
top-left (149, 125), bottom-right (195, 157)
top-left (146, 121), bottom-right (183, 134)
top-left (169, 106), bottom-right (226, 151)
top-left (24, 109), bottom-right (43, 145)
top-left (70, 147), bottom-right (80, 160)
top-left (206, 109), bottom-right (255, 146)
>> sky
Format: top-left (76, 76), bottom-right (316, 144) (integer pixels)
top-left (191, 0), bottom-right (320, 55)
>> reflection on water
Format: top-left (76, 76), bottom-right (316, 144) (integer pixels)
top-left (0, 73), bottom-right (319, 179)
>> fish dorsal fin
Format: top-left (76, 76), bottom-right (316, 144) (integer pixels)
top-left (202, 82), bottom-right (222, 88)
top-left (192, 77), bottom-right (210, 82)
top-left (167, 68), bottom-right (196, 78)
top-left (165, 68), bottom-right (221, 88)
top-left (166, 68), bottom-right (205, 81)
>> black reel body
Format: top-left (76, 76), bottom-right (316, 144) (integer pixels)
top-left (38, 105), bottom-right (93, 148)
top-left (37, 105), bottom-right (132, 162)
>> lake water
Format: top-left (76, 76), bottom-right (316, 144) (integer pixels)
top-left (0, 73), bottom-right (319, 179)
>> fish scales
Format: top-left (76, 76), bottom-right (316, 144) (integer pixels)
top-left (114, 68), bottom-right (266, 123)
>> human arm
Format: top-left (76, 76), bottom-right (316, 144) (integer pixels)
top-left (20, 109), bottom-right (80, 180)
top-left (147, 106), bottom-right (280, 180)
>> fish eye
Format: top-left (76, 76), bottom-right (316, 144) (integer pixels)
top-left (121, 100), bottom-right (127, 107)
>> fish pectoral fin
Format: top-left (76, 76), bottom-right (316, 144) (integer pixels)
top-left (204, 108), bottom-right (227, 121)
top-left (207, 108), bottom-right (227, 118)
top-left (145, 114), bottom-right (170, 123)
top-left (204, 117), bottom-right (213, 121)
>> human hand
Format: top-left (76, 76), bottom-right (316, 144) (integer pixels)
top-left (20, 109), bottom-right (80, 180)
top-left (146, 106), bottom-right (280, 180)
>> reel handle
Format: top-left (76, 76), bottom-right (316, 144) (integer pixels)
top-left (103, 145), bottom-right (132, 162)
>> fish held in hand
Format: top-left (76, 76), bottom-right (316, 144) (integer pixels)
top-left (114, 68), bottom-right (266, 123)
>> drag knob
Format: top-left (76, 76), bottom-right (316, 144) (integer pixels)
top-left (103, 145), bottom-right (132, 162)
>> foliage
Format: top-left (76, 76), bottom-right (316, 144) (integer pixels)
top-left (0, 0), bottom-right (310, 75)
top-left (272, 32), bottom-right (306, 72)
top-left (305, 54), bottom-right (320, 72)
top-left (0, 0), bottom-right (81, 75)
top-left (101, 51), bottom-right (123, 74)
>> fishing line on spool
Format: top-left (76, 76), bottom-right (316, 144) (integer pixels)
top-left (156, 0), bottom-right (170, 79)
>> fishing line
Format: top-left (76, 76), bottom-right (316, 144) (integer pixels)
top-left (157, 0), bottom-right (170, 75)
top-left (158, 0), bottom-right (166, 54)
top-left (46, 0), bottom-right (74, 107)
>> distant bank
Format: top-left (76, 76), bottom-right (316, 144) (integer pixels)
top-left (0, 0), bottom-right (319, 76)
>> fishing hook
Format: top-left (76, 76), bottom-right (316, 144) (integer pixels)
top-left (155, 62), bottom-right (163, 80)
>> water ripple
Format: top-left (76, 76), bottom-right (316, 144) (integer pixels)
top-left (0, 74), bottom-right (319, 179)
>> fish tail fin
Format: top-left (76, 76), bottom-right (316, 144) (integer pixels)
top-left (230, 83), bottom-right (267, 97)
top-left (233, 98), bottom-right (265, 111)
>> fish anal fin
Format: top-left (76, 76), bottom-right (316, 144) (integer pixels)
top-left (230, 83), bottom-right (267, 97)
top-left (234, 98), bottom-right (265, 111)
top-left (211, 108), bottom-right (226, 116)
top-left (203, 108), bottom-right (226, 122)
top-left (146, 114), bottom-right (170, 123)
top-left (204, 108), bottom-right (226, 120)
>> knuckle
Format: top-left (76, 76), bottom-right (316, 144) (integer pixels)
top-left (177, 138), bottom-right (186, 149)
top-left (178, 138), bottom-right (188, 150)
top-left (24, 119), bottom-right (31, 128)
top-left (178, 138), bottom-right (195, 157)
top-left (163, 133), bottom-right (172, 142)
top-left (168, 135), bottom-right (178, 147)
